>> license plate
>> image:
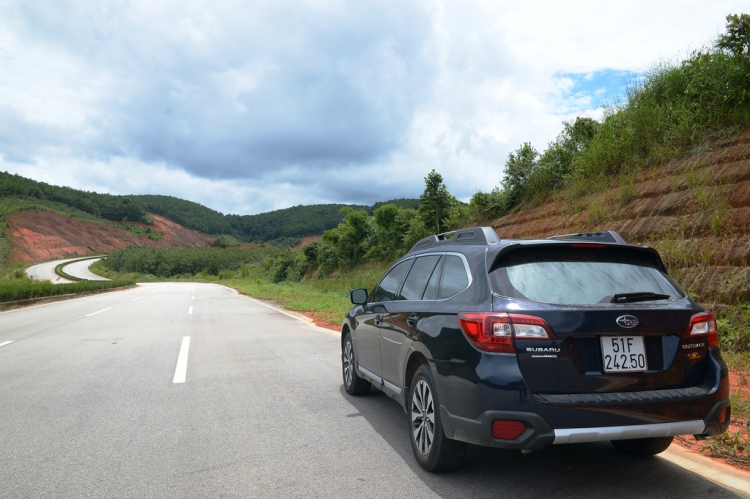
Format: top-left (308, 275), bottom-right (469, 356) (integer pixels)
top-left (600, 336), bottom-right (648, 373)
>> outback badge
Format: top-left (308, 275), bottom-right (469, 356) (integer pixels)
top-left (616, 315), bottom-right (639, 328)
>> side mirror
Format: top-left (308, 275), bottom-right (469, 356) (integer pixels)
top-left (350, 288), bottom-right (368, 305)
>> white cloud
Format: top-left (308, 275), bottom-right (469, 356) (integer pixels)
top-left (0, 0), bottom-right (746, 212)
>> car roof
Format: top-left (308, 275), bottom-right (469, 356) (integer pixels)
top-left (406, 227), bottom-right (666, 272)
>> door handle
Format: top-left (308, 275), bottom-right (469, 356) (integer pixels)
top-left (406, 314), bottom-right (419, 328)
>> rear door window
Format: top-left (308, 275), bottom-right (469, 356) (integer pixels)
top-left (399, 255), bottom-right (442, 300)
top-left (490, 247), bottom-right (683, 305)
top-left (370, 259), bottom-right (412, 302)
top-left (438, 255), bottom-right (470, 299)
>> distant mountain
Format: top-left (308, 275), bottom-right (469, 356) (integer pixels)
top-left (0, 172), bottom-right (419, 242)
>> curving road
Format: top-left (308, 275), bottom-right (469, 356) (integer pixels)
top-left (62, 257), bottom-right (109, 281)
top-left (25, 256), bottom-right (108, 283)
top-left (25, 258), bottom-right (77, 283)
top-left (0, 283), bottom-right (745, 497)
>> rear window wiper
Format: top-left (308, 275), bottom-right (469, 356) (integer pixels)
top-left (611, 292), bottom-right (671, 303)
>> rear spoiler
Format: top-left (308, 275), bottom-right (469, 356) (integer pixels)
top-left (547, 231), bottom-right (627, 244)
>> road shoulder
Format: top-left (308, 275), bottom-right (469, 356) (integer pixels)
top-left (660, 444), bottom-right (750, 496)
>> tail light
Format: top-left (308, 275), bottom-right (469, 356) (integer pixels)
top-left (688, 312), bottom-right (718, 348)
top-left (457, 312), bottom-right (555, 353)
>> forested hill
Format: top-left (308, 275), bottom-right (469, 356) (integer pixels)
top-left (0, 172), bottom-right (418, 242)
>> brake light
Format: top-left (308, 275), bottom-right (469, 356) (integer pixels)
top-left (571, 243), bottom-right (605, 248)
top-left (688, 312), bottom-right (718, 348)
top-left (457, 312), bottom-right (555, 353)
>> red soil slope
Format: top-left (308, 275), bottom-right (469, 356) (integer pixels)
top-left (489, 129), bottom-right (750, 307)
top-left (7, 211), bottom-right (213, 264)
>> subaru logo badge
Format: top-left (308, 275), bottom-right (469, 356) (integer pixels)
top-left (616, 315), bottom-right (639, 328)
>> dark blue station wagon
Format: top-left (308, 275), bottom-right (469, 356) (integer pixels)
top-left (341, 228), bottom-right (730, 472)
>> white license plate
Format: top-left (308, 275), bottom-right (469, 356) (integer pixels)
top-left (600, 336), bottom-right (648, 373)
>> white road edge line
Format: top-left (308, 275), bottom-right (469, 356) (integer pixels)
top-left (243, 296), bottom-right (338, 336)
top-left (131, 297), bottom-right (142, 301)
top-left (0, 341), bottom-right (13, 348)
top-left (188, 306), bottom-right (193, 315)
top-left (85, 307), bottom-right (112, 317)
top-left (659, 448), bottom-right (750, 495)
top-left (173, 336), bottom-right (190, 384)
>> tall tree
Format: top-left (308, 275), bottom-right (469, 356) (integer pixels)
top-left (502, 142), bottom-right (538, 208)
top-left (418, 170), bottom-right (456, 234)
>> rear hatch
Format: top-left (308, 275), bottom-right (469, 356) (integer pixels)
top-left (489, 244), bottom-right (709, 394)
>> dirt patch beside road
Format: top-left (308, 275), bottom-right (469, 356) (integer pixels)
top-left (7, 210), bottom-right (213, 264)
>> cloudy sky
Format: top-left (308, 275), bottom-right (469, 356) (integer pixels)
top-left (0, 1), bottom-right (746, 215)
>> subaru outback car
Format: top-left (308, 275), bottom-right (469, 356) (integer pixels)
top-left (341, 227), bottom-right (730, 472)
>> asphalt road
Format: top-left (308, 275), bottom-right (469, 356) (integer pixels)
top-left (0, 283), bottom-right (743, 498)
top-left (25, 256), bottom-right (107, 283)
top-left (24, 258), bottom-right (77, 283)
top-left (62, 257), bottom-right (109, 281)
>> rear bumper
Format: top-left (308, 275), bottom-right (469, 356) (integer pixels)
top-left (441, 398), bottom-right (730, 449)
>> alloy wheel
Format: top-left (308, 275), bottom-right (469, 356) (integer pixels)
top-left (343, 341), bottom-right (354, 387)
top-left (411, 379), bottom-right (435, 455)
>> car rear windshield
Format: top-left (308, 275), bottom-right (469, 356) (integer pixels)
top-left (489, 246), bottom-right (684, 305)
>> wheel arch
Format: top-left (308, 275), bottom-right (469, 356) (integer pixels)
top-left (403, 349), bottom-right (430, 409)
top-left (341, 322), bottom-right (350, 348)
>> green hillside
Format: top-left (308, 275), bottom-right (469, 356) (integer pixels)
top-left (0, 172), bottom-right (419, 242)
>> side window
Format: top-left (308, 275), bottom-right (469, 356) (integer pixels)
top-left (422, 256), bottom-right (443, 300)
top-left (439, 255), bottom-right (469, 299)
top-left (399, 255), bottom-right (442, 300)
top-left (370, 259), bottom-right (412, 303)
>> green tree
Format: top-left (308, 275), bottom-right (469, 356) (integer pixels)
top-left (718, 13), bottom-right (750, 58)
top-left (501, 143), bottom-right (538, 208)
top-left (334, 207), bottom-right (371, 266)
top-left (418, 170), bottom-right (456, 234)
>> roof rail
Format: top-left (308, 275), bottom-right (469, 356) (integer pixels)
top-left (410, 227), bottom-right (500, 252)
top-left (547, 231), bottom-right (627, 244)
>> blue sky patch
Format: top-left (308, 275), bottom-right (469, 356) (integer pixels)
top-left (559, 69), bottom-right (642, 109)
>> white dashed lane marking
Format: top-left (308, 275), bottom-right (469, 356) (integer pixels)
top-left (173, 336), bottom-right (190, 384)
top-left (85, 308), bottom-right (112, 317)
top-left (0, 341), bottom-right (13, 348)
top-left (188, 306), bottom-right (193, 315)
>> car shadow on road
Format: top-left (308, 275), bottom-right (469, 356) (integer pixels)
top-left (340, 385), bottom-right (742, 498)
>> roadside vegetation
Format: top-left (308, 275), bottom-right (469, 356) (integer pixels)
top-left (0, 270), bottom-right (135, 303)
top-left (466, 13), bottom-right (750, 221)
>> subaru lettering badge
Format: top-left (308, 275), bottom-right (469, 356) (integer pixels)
top-left (616, 315), bottom-right (639, 328)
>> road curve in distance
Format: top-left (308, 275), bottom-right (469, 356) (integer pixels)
top-left (61, 257), bottom-right (109, 281)
top-left (25, 258), bottom-right (77, 284)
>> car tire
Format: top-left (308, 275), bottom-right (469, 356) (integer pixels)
top-left (611, 436), bottom-right (674, 456)
top-left (342, 333), bottom-right (371, 396)
top-left (409, 364), bottom-right (467, 472)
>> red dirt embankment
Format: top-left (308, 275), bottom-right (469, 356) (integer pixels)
top-left (490, 129), bottom-right (750, 307)
top-left (7, 211), bottom-right (213, 264)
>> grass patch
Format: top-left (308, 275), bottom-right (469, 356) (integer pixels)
top-left (586, 196), bottom-right (610, 225)
top-left (0, 278), bottom-right (136, 302)
top-left (222, 262), bottom-right (391, 325)
top-left (702, 425), bottom-right (750, 466)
